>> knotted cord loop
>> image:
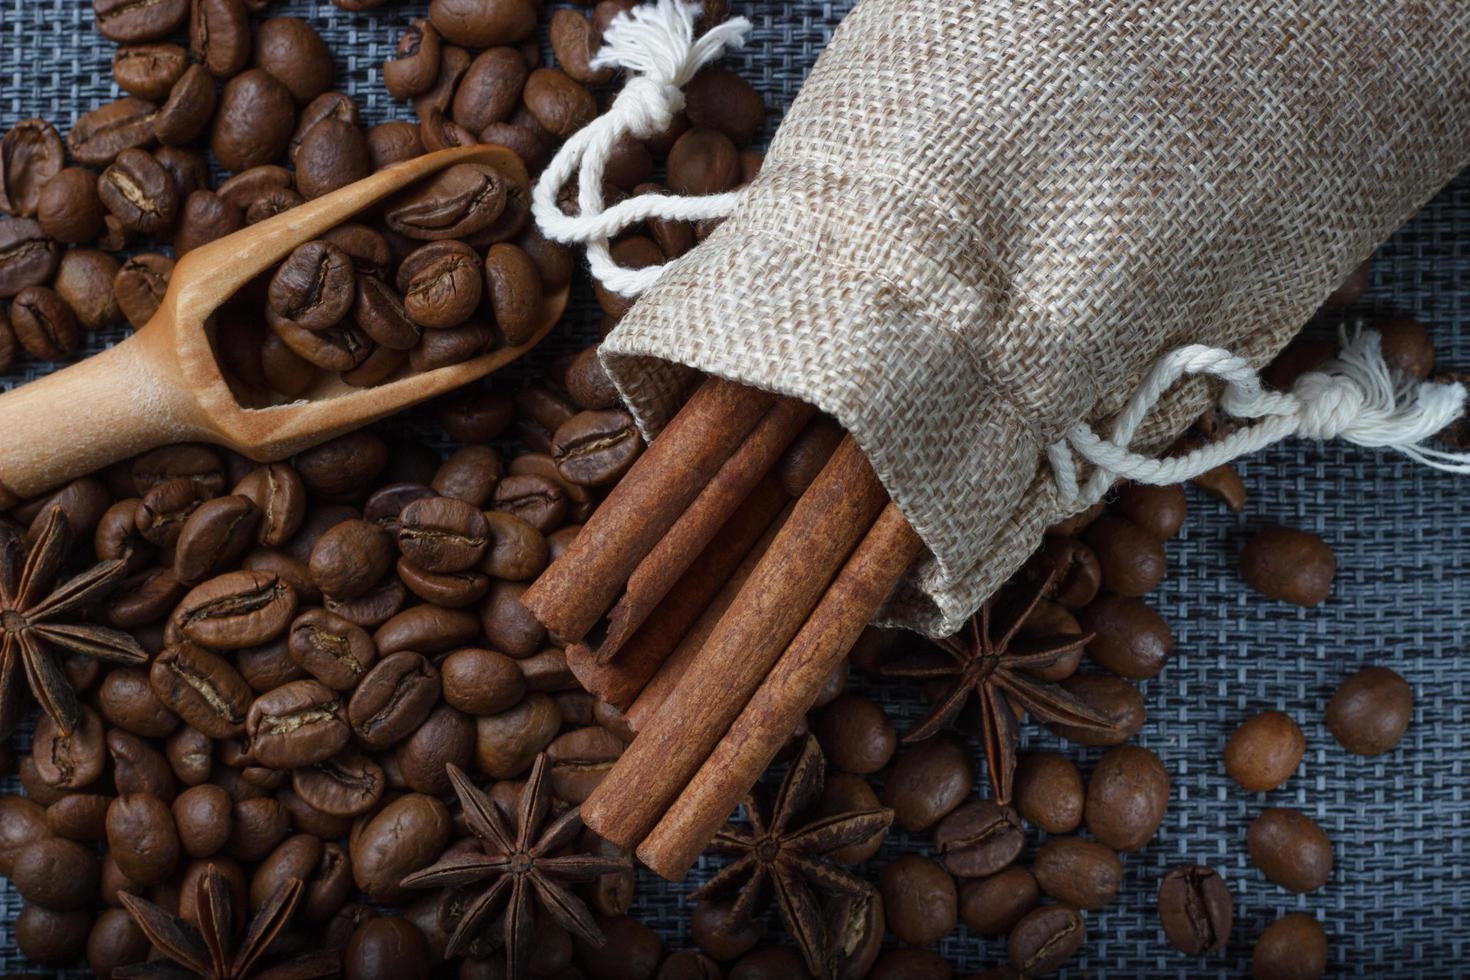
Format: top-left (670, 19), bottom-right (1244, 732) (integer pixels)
top-left (531, 0), bottom-right (751, 298)
top-left (1049, 327), bottom-right (1470, 510)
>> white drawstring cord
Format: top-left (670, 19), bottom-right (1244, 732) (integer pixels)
top-left (1049, 327), bottom-right (1470, 510)
top-left (531, 0), bottom-right (749, 298)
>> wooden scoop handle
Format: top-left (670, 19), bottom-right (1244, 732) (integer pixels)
top-left (0, 329), bottom-right (205, 501)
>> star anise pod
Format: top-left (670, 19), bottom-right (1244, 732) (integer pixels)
top-left (884, 566), bottom-right (1116, 804)
top-left (692, 735), bottom-right (895, 978)
top-left (117, 863), bottom-right (339, 980)
top-left (0, 506), bottom-right (146, 736)
top-left (402, 754), bottom-right (631, 978)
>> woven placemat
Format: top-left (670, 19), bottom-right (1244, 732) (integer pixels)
top-left (2, 1), bottom-right (1466, 976)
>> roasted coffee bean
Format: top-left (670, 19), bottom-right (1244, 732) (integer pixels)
top-left (137, 477), bottom-right (209, 548)
top-left (482, 244), bottom-right (544, 349)
top-left (38, 168), bottom-right (107, 243)
top-left (16, 903), bottom-right (93, 966)
top-left (327, 578), bottom-right (408, 631)
top-left (107, 793), bottom-right (181, 885)
top-left (173, 783), bottom-right (233, 857)
top-left (1158, 864), bottom-right (1233, 955)
top-left (174, 494), bottom-right (260, 584)
top-left (351, 793), bottom-right (451, 901)
top-left (592, 236), bottom-right (663, 317)
top-left (165, 726), bottom-right (213, 786)
top-left (1375, 313), bottom-right (1436, 379)
top-left (46, 792), bottom-right (112, 842)
top-left (177, 569), bottom-right (298, 648)
top-left (1224, 710), bottom-right (1305, 792)
top-left (190, 0), bottom-right (252, 77)
top-left (429, 0), bottom-right (536, 46)
top-left (33, 705), bottom-right (107, 789)
top-left (270, 241), bottom-right (357, 331)
top-left (296, 430), bottom-right (389, 497)
top-left (1114, 482), bottom-right (1188, 540)
top-left (406, 318), bottom-right (492, 371)
top-left (384, 162), bottom-right (509, 240)
top-left (385, 19), bottom-right (442, 100)
top-left (1033, 837), bottom-right (1122, 911)
top-left (815, 772), bottom-right (888, 864)
top-left (1239, 525), bottom-right (1335, 607)
top-left (344, 914), bottom-right (432, 980)
top-left (109, 567), bottom-right (187, 629)
top-left (150, 643), bottom-right (253, 737)
top-left (11, 835), bottom-right (99, 910)
top-left (1253, 912), bottom-right (1329, 980)
top-left (297, 118), bottom-right (372, 199)
top-left (367, 120), bottom-right (427, 171)
top-left (397, 703), bottom-right (474, 796)
top-left (549, 409), bottom-right (644, 487)
top-left (399, 241), bottom-right (481, 328)
top-left (960, 865), bottom-right (1039, 936)
top-left (657, 950), bottom-right (723, 980)
top-left (218, 164), bottom-right (292, 211)
top-left (155, 145), bottom-right (211, 201)
top-left (428, 445), bottom-right (501, 508)
top-left (475, 692), bottom-right (560, 778)
top-left (354, 275), bottom-right (421, 350)
top-left (550, 10), bottom-right (611, 86)
top-left (10, 285), bottom-right (78, 360)
top-left (881, 734), bottom-right (974, 832)
top-left (1012, 751), bottom-right (1084, 834)
top-left (1085, 516), bottom-right (1166, 597)
top-left (514, 383), bottom-right (577, 452)
top-left (310, 519), bottom-right (394, 599)
top-left (289, 609), bottom-right (377, 691)
top-left (363, 483), bottom-right (436, 535)
top-left (67, 96), bottom-right (159, 167)
top-left (0, 217), bottom-right (59, 298)
top-left (1078, 595), bottom-right (1173, 679)
top-left (1325, 665), bottom-right (1412, 756)
top-left (879, 854), bottom-right (957, 946)
top-left (114, 252), bottom-right (174, 328)
top-left (685, 67), bottom-right (764, 144)
top-left (247, 680), bottom-right (351, 768)
top-left (238, 638), bottom-right (306, 692)
top-left (96, 0), bottom-right (191, 43)
top-left (522, 67), bottom-right (597, 138)
top-left (113, 42), bottom-right (190, 100)
top-left (441, 646), bottom-right (525, 715)
top-left (349, 651), bottom-right (441, 749)
top-left (474, 511), bottom-right (547, 582)
top-left (1248, 807), bottom-right (1333, 893)
top-left (479, 579), bottom-right (546, 657)
top-left (0, 796), bottom-right (50, 875)
top-left (54, 248), bottom-right (122, 330)
top-left (691, 897), bottom-right (760, 963)
top-left (1046, 674), bottom-right (1145, 745)
top-left (668, 128), bottom-right (741, 196)
top-left (933, 800), bottom-right (1024, 878)
top-left (547, 724), bottom-right (624, 803)
top-left (0, 313), bottom-right (16, 371)
top-left (213, 69), bottom-right (297, 173)
top-left (293, 748), bottom-right (386, 818)
top-left (229, 796), bottom-right (291, 861)
top-left (492, 472), bottom-right (567, 533)
top-left (100, 665), bottom-right (179, 737)
top-left (396, 495), bottom-right (489, 573)
top-left (1008, 904), bottom-right (1084, 977)
top-left (254, 16), bottom-right (334, 104)
top-left (259, 331), bottom-right (319, 393)
top-left (251, 832), bottom-right (323, 912)
top-left (1085, 744), bottom-right (1169, 852)
top-left (271, 309), bottom-right (374, 372)
top-left (88, 906), bottom-right (152, 977)
top-left (565, 343), bottom-right (619, 410)
top-left (233, 463), bottom-right (307, 547)
top-left (173, 190), bottom-right (244, 255)
top-left (453, 46), bottom-right (528, 132)
top-left (155, 63), bottom-right (219, 145)
top-left (323, 224), bottom-right (390, 282)
top-left (814, 693), bottom-right (895, 775)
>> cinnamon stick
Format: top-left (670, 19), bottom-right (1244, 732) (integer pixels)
top-left (577, 398), bottom-right (814, 663)
top-left (625, 502), bottom-right (793, 728)
top-left (581, 435), bottom-right (888, 849)
top-left (521, 377), bottom-right (775, 645)
top-left (565, 482), bottom-right (789, 709)
top-left (637, 502), bottom-right (924, 879)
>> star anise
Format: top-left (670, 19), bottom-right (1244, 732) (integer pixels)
top-left (883, 567), bottom-right (1115, 804)
top-left (401, 754), bottom-right (631, 978)
top-left (0, 506), bottom-right (146, 737)
top-left (692, 735), bottom-right (894, 978)
top-left (117, 863), bottom-right (339, 979)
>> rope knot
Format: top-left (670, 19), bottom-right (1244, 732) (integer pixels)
top-left (612, 76), bottom-right (684, 140)
top-left (1291, 372), bottom-right (1365, 440)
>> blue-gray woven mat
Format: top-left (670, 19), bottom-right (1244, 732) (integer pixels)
top-left (2, 1), bottom-right (1467, 976)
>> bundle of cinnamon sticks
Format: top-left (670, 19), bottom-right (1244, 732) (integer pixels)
top-left (522, 377), bottom-right (924, 880)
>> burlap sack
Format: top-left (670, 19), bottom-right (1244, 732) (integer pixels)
top-left (595, 1), bottom-right (1470, 637)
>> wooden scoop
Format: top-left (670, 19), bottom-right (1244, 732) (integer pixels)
top-left (0, 144), bottom-right (567, 507)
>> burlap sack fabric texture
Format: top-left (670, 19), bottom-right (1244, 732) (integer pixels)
top-left (599, 0), bottom-right (1470, 637)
